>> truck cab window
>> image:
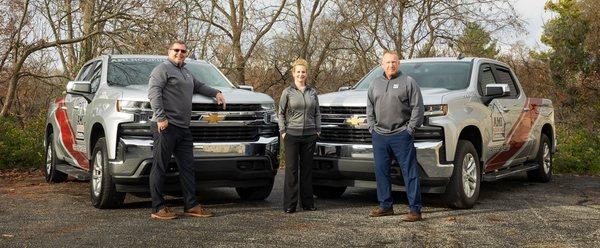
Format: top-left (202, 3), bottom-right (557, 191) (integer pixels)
top-left (493, 67), bottom-right (519, 97)
top-left (478, 64), bottom-right (497, 95)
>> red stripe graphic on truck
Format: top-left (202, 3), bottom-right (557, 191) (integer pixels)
top-left (54, 97), bottom-right (90, 170)
top-left (485, 98), bottom-right (543, 171)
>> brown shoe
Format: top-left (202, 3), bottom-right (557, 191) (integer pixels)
top-left (184, 204), bottom-right (214, 218)
top-left (369, 206), bottom-right (394, 217)
top-left (151, 207), bottom-right (177, 220)
top-left (402, 211), bottom-right (423, 222)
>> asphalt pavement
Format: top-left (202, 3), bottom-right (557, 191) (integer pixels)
top-left (0, 171), bottom-right (598, 247)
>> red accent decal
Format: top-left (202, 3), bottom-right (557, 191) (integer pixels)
top-left (54, 98), bottom-right (90, 170)
top-left (485, 98), bottom-right (543, 171)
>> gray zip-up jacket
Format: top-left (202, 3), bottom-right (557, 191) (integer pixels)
top-left (148, 60), bottom-right (220, 128)
top-left (367, 71), bottom-right (424, 135)
top-left (278, 83), bottom-right (321, 136)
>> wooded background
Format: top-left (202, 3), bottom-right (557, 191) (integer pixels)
top-left (0, 0), bottom-right (597, 174)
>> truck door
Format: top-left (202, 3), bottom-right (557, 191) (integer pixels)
top-left (492, 66), bottom-right (530, 164)
top-left (478, 63), bottom-right (525, 171)
top-left (62, 61), bottom-right (100, 169)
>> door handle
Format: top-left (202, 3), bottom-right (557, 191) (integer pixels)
top-left (502, 107), bottom-right (509, 112)
top-left (523, 107), bottom-right (530, 112)
top-left (73, 106), bottom-right (81, 110)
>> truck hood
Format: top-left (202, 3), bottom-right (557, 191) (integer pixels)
top-left (318, 88), bottom-right (454, 106)
top-left (116, 85), bottom-right (274, 104)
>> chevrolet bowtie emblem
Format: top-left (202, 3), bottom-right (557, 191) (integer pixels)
top-left (202, 113), bottom-right (225, 123)
top-left (346, 116), bottom-right (366, 127)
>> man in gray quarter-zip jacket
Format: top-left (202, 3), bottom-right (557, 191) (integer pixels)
top-left (147, 40), bottom-right (226, 220)
top-left (366, 50), bottom-right (425, 222)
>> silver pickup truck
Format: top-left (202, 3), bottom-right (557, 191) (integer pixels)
top-left (314, 57), bottom-right (556, 208)
top-left (44, 55), bottom-right (279, 208)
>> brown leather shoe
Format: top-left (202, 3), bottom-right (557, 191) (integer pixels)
top-left (369, 206), bottom-right (394, 217)
top-left (184, 204), bottom-right (214, 218)
top-left (402, 211), bottom-right (423, 222)
top-left (151, 207), bottom-right (177, 220)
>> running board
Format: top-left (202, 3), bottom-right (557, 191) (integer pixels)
top-left (483, 164), bottom-right (538, 181)
top-left (55, 164), bottom-right (90, 180)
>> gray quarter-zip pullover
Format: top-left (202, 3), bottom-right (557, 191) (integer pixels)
top-left (278, 84), bottom-right (321, 136)
top-left (148, 60), bottom-right (220, 128)
top-left (367, 71), bottom-right (424, 135)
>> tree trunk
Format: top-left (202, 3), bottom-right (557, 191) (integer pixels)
top-left (80, 0), bottom-right (96, 64)
top-left (0, 50), bottom-right (29, 117)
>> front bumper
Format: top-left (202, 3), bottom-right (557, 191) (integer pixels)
top-left (313, 140), bottom-right (453, 193)
top-left (109, 136), bottom-right (279, 192)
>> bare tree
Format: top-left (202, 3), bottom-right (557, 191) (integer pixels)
top-left (336, 0), bottom-right (523, 59)
top-left (194, 0), bottom-right (287, 85)
top-left (0, 0), bottom-right (139, 117)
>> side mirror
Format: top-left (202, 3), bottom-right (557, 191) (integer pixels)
top-left (338, 86), bottom-right (351, 91)
top-left (66, 81), bottom-right (92, 94)
top-left (485, 84), bottom-right (509, 97)
top-left (482, 84), bottom-right (510, 106)
top-left (238, 85), bottom-right (254, 91)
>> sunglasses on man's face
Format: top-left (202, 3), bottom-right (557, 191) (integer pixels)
top-left (170, 48), bottom-right (187, 54)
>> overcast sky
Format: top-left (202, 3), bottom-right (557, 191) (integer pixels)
top-left (509, 0), bottom-right (555, 50)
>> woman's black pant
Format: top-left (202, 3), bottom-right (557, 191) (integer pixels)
top-left (283, 134), bottom-right (317, 209)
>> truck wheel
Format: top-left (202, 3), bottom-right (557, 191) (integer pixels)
top-left (444, 140), bottom-right (481, 209)
top-left (44, 134), bottom-right (68, 183)
top-left (527, 134), bottom-right (552, 182)
top-left (313, 185), bottom-right (346, 199)
top-left (236, 180), bottom-right (274, 200)
top-left (90, 137), bottom-right (125, 209)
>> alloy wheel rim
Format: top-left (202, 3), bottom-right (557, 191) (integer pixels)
top-left (462, 153), bottom-right (477, 198)
top-left (45, 144), bottom-right (52, 176)
top-left (92, 150), bottom-right (103, 197)
top-left (543, 143), bottom-right (551, 174)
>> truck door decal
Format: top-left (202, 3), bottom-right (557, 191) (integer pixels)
top-left (485, 98), bottom-right (542, 171)
top-left (54, 97), bottom-right (90, 169)
top-left (490, 101), bottom-right (507, 141)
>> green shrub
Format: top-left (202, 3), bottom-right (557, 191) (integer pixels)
top-left (0, 115), bottom-right (46, 170)
top-left (553, 127), bottom-right (600, 175)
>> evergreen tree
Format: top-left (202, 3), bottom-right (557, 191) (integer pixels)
top-left (456, 22), bottom-right (499, 58)
top-left (540, 0), bottom-right (590, 83)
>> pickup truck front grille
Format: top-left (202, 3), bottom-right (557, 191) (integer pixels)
top-left (320, 106), bottom-right (366, 115)
top-left (320, 127), bottom-right (371, 143)
top-left (119, 123), bottom-right (278, 142)
top-left (319, 107), bottom-right (444, 143)
top-left (319, 126), bottom-right (444, 144)
top-left (190, 126), bottom-right (258, 142)
top-left (192, 103), bottom-right (262, 112)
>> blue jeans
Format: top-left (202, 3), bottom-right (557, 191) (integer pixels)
top-left (372, 131), bottom-right (422, 213)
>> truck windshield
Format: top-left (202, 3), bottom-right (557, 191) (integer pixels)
top-left (107, 58), bottom-right (234, 88)
top-left (353, 62), bottom-right (472, 90)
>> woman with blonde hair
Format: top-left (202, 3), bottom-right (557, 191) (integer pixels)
top-left (277, 59), bottom-right (321, 213)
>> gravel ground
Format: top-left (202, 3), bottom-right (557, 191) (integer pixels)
top-left (0, 171), bottom-right (598, 248)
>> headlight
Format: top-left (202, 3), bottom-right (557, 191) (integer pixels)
top-left (261, 103), bottom-right (277, 123)
top-left (263, 110), bottom-right (278, 123)
top-left (424, 104), bottom-right (448, 117)
top-left (269, 112), bottom-right (278, 123)
top-left (261, 103), bottom-right (275, 110)
top-left (117, 100), bottom-right (153, 122)
top-left (117, 100), bottom-right (152, 112)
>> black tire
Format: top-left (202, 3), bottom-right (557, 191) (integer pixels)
top-left (527, 134), bottom-right (552, 182)
top-left (444, 140), bottom-right (481, 209)
top-left (90, 137), bottom-right (125, 209)
top-left (44, 134), bottom-right (68, 183)
top-left (235, 180), bottom-right (274, 200)
top-left (313, 185), bottom-right (347, 199)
